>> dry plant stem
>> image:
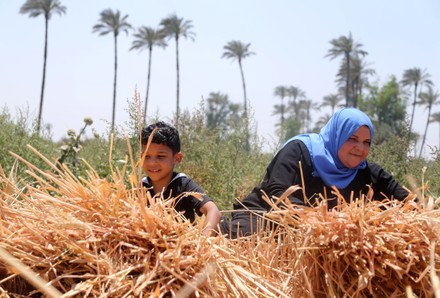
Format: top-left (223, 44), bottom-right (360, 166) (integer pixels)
top-left (174, 262), bottom-right (216, 298)
top-left (134, 90), bottom-right (144, 181)
top-left (124, 132), bottom-right (138, 188)
top-left (2, 133), bottom-right (438, 297)
top-left (0, 246), bottom-right (63, 298)
top-left (431, 241), bottom-right (440, 298)
top-left (299, 161), bottom-right (308, 203)
top-left (407, 175), bottom-right (424, 207)
top-left (108, 133), bottom-right (115, 176)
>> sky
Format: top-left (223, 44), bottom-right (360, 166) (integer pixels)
top-left (1, 0), bottom-right (439, 156)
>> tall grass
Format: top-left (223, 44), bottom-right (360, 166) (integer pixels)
top-left (0, 106), bottom-right (57, 179)
top-left (2, 102), bottom-right (440, 207)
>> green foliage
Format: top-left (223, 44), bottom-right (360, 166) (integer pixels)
top-left (279, 117), bottom-right (301, 143)
top-left (357, 76), bottom-right (440, 195)
top-left (74, 94), bottom-right (144, 182)
top-left (55, 117), bottom-right (134, 181)
top-left (205, 91), bottom-right (241, 131)
top-left (176, 108), bottom-right (271, 210)
top-left (79, 135), bottom-right (135, 180)
top-left (368, 128), bottom-right (411, 185)
top-left (422, 148), bottom-right (440, 196)
top-left (360, 76), bottom-right (407, 144)
top-left (0, 106), bottom-right (137, 187)
top-left (3, 101), bottom-right (440, 208)
top-left (0, 106), bottom-right (57, 179)
top-left (57, 117), bottom-right (94, 175)
top-left (368, 124), bottom-right (440, 198)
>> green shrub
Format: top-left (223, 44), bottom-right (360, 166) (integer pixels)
top-left (411, 147), bottom-right (440, 198)
top-left (176, 108), bottom-right (272, 210)
top-left (3, 103), bottom-right (439, 206)
top-left (368, 130), bottom-right (411, 184)
top-left (368, 129), bottom-right (440, 198)
top-left (0, 107), bottom-right (57, 181)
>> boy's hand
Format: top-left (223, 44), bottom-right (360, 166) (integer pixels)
top-left (200, 201), bottom-right (222, 236)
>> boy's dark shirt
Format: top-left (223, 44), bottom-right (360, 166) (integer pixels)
top-left (239, 140), bottom-right (409, 211)
top-left (142, 172), bottom-right (213, 222)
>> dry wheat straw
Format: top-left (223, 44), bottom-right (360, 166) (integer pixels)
top-left (1, 144), bottom-right (439, 297)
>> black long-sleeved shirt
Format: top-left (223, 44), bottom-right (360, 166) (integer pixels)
top-left (142, 172), bottom-right (213, 222)
top-left (239, 140), bottom-right (409, 211)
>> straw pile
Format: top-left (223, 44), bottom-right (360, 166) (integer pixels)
top-left (0, 145), bottom-right (287, 297)
top-left (252, 187), bottom-right (440, 297)
top-left (0, 145), bottom-right (439, 297)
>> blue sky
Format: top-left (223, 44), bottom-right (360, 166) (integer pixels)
top-left (1, 0), bottom-right (439, 155)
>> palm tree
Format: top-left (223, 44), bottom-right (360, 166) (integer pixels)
top-left (222, 40), bottom-right (255, 151)
top-left (321, 94), bottom-right (343, 114)
top-left (314, 114), bottom-right (332, 132)
top-left (273, 86), bottom-right (288, 127)
top-left (160, 14), bottom-right (196, 122)
top-left (205, 91), bottom-right (240, 131)
top-left (286, 86), bottom-right (305, 117)
top-left (350, 56), bottom-right (375, 104)
top-left (130, 26), bottom-right (167, 125)
top-left (401, 67), bottom-right (433, 136)
top-left (93, 9), bottom-right (132, 134)
top-left (418, 86), bottom-right (439, 157)
top-left (222, 40), bottom-right (255, 120)
top-left (325, 32), bottom-right (367, 107)
top-left (336, 55), bottom-right (375, 107)
top-left (298, 99), bottom-right (318, 133)
top-left (272, 104), bottom-right (284, 124)
top-left (430, 112), bottom-right (440, 148)
top-left (19, 0), bottom-right (66, 135)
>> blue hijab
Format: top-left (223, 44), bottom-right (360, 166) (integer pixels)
top-left (284, 107), bottom-right (374, 189)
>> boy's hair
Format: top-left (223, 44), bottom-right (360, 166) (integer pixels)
top-left (141, 121), bottom-right (181, 153)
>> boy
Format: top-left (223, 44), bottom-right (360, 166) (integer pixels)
top-left (141, 121), bottom-right (222, 236)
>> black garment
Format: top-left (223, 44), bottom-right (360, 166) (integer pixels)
top-left (142, 172), bottom-right (213, 222)
top-left (220, 140), bottom-right (409, 238)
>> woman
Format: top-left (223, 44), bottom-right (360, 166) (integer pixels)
top-left (220, 107), bottom-right (412, 238)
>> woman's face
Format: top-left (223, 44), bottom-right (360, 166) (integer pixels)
top-left (338, 126), bottom-right (371, 168)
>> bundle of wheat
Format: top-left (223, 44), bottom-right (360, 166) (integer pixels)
top-left (232, 186), bottom-right (440, 297)
top-left (1, 144), bottom-right (439, 297)
top-left (0, 145), bottom-right (287, 297)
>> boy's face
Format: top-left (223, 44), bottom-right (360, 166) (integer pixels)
top-left (141, 142), bottom-right (182, 186)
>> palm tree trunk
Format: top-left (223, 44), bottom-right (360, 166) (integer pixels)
top-left (37, 17), bottom-right (49, 134)
top-left (281, 97), bottom-right (285, 127)
top-left (345, 53), bottom-right (351, 107)
top-left (409, 83), bottom-right (418, 136)
top-left (419, 106), bottom-right (432, 158)
top-left (293, 97), bottom-right (299, 117)
top-left (359, 81), bottom-right (364, 101)
top-left (352, 77), bottom-right (359, 108)
top-left (239, 63), bottom-right (247, 118)
top-left (112, 35), bottom-right (118, 133)
top-left (308, 111), bottom-right (312, 132)
top-left (144, 47), bottom-right (153, 125)
top-left (238, 59), bottom-right (250, 151)
top-left (175, 36), bottom-right (180, 123)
